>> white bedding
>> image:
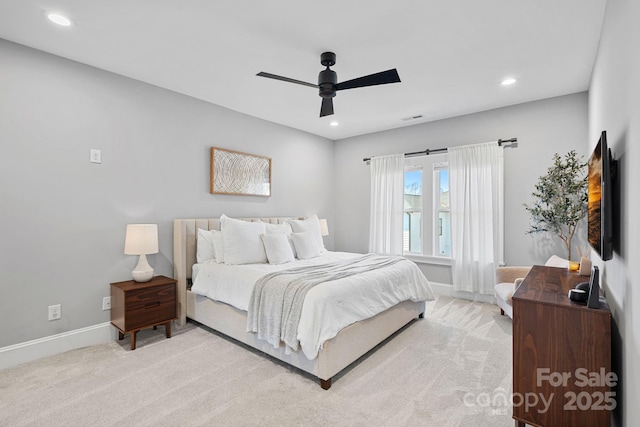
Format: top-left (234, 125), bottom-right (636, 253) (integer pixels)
top-left (191, 251), bottom-right (434, 359)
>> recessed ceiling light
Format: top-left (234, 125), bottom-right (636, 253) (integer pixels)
top-left (46, 12), bottom-right (73, 27)
top-left (329, 121), bottom-right (339, 127)
top-left (501, 78), bottom-right (517, 86)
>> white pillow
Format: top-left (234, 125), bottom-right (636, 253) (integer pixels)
top-left (220, 214), bottom-right (267, 265)
top-left (211, 230), bottom-right (225, 263)
top-left (196, 229), bottom-right (215, 263)
top-left (290, 231), bottom-right (322, 260)
top-left (263, 221), bottom-right (293, 235)
top-left (261, 233), bottom-right (295, 265)
top-left (263, 221), bottom-right (296, 257)
top-left (288, 215), bottom-right (325, 252)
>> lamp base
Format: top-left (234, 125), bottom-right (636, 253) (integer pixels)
top-left (132, 254), bottom-right (154, 282)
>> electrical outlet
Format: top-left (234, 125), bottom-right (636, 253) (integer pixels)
top-left (48, 304), bottom-right (61, 321)
top-left (102, 296), bottom-right (111, 311)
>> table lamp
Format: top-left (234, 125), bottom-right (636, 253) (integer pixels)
top-left (124, 224), bottom-right (158, 282)
top-left (319, 219), bottom-right (329, 237)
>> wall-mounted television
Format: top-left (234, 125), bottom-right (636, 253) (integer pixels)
top-left (587, 130), bottom-right (615, 261)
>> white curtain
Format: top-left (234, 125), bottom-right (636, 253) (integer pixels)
top-left (369, 154), bottom-right (405, 255)
top-left (449, 142), bottom-right (504, 294)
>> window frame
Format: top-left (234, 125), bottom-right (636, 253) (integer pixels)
top-left (432, 162), bottom-right (451, 258)
top-left (402, 154), bottom-right (451, 264)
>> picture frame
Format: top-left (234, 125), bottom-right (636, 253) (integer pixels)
top-left (210, 147), bottom-right (271, 196)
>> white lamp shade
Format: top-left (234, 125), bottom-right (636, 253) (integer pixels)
top-left (319, 219), bottom-right (329, 236)
top-left (124, 224), bottom-right (158, 255)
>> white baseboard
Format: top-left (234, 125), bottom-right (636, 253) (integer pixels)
top-left (0, 286), bottom-right (495, 371)
top-left (430, 281), bottom-right (496, 304)
top-left (0, 322), bottom-right (116, 371)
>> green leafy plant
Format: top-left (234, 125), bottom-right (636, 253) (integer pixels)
top-left (523, 150), bottom-right (588, 261)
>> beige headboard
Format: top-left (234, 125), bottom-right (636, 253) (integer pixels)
top-left (173, 217), bottom-right (297, 325)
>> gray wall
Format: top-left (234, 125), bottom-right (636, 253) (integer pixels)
top-left (333, 93), bottom-right (589, 278)
top-left (0, 36), bottom-right (593, 346)
top-left (0, 39), bottom-right (334, 347)
top-left (588, 0), bottom-right (640, 424)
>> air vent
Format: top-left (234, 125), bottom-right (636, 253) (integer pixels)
top-left (402, 114), bottom-right (424, 121)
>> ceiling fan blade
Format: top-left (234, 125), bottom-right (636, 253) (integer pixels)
top-left (256, 72), bottom-right (318, 88)
top-left (335, 69), bottom-right (401, 91)
top-left (320, 98), bottom-right (334, 117)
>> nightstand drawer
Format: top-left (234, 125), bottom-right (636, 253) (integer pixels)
top-left (125, 299), bottom-right (176, 330)
top-left (125, 283), bottom-right (176, 312)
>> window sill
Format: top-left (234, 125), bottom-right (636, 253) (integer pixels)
top-left (403, 254), bottom-right (452, 266)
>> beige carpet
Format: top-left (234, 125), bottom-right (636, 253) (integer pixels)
top-left (0, 296), bottom-right (513, 427)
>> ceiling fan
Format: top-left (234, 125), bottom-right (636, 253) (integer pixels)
top-left (257, 52), bottom-right (401, 117)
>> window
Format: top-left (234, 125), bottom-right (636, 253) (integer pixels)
top-left (434, 164), bottom-right (451, 257)
top-left (403, 167), bottom-right (422, 253)
top-left (403, 155), bottom-right (451, 259)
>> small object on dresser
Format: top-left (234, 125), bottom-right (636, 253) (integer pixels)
top-left (568, 281), bottom-right (591, 303)
top-left (578, 256), bottom-right (593, 276)
top-left (568, 288), bottom-right (588, 302)
top-left (110, 275), bottom-right (177, 350)
top-left (587, 266), bottom-right (601, 309)
top-left (576, 281), bottom-right (590, 291)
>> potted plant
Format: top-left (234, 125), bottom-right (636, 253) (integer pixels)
top-left (523, 150), bottom-right (588, 261)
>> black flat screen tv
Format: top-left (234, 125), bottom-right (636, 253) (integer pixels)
top-left (587, 131), bottom-right (615, 261)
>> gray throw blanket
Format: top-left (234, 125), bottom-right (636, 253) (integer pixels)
top-left (246, 253), bottom-right (405, 353)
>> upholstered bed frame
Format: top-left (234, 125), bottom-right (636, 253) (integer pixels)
top-left (173, 217), bottom-right (425, 389)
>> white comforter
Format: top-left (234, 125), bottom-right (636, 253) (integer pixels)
top-left (191, 251), bottom-right (434, 359)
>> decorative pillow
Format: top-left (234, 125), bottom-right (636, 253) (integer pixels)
top-left (211, 230), bottom-right (225, 263)
top-left (220, 214), bottom-right (267, 265)
top-left (263, 221), bottom-right (293, 235)
top-left (263, 221), bottom-right (296, 257)
top-left (290, 231), bottom-right (322, 260)
top-left (260, 233), bottom-right (295, 265)
top-left (196, 228), bottom-right (215, 263)
top-left (288, 215), bottom-right (325, 252)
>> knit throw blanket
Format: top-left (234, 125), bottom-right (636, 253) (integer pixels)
top-left (246, 253), bottom-right (405, 354)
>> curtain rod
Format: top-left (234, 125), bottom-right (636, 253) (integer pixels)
top-left (362, 138), bottom-right (518, 162)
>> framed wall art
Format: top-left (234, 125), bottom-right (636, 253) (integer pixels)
top-left (210, 147), bottom-right (271, 196)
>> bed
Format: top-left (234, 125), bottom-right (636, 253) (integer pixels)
top-left (173, 216), bottom-right (434, 389)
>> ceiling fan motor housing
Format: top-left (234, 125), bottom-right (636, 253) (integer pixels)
top-left (319, 52), bottom-right (337, 98)
top-left (318, 68), bottom-right (337, 98)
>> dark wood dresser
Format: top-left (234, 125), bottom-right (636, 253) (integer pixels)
top-left (512, 265), bottom-right (613, 427)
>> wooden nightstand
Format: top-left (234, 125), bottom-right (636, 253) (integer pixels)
top-left (110, 275), bottom-right (178, 350)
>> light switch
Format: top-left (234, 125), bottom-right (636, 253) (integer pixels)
top-left (90, 149), bottom-right (102, 164)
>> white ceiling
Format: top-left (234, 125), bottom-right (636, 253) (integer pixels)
top-left (0, 0), bottom-right (607, 140)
